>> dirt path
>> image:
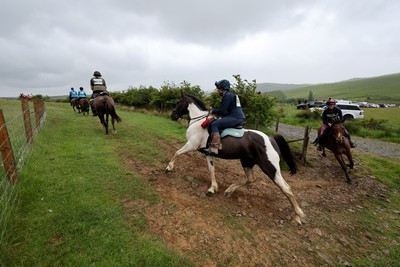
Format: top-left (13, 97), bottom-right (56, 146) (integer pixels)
top-left (121, 136), bottom-right (393, 266)
top-left (274, 123), bottom-right (400, 159)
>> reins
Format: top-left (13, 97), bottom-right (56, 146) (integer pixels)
top-left (188, 112), bottom-right (210, 126)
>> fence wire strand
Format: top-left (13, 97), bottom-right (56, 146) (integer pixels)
top-left (0, 102), bottom-right (46, 244)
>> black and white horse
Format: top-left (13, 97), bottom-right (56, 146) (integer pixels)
top-left (166, 94), bottom-right (305, 224)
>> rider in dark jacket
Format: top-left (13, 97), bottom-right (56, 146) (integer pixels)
top-left (317, 99), bottom-right (356, 149)
top-left (90, 71), bottom-right (107, 116)
top-left (209, 79), bottom-right (245, 154)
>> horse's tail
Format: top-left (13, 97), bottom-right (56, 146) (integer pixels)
top-left (106, 98), bottom-right (121, 123)
top-left (273, 134), bottom-right (297, 175)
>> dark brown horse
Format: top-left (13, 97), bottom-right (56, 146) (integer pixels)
top-left (71, 98), bottom-right (81, 113)
top-left (93, 95), bottom-right (121, 134)
top-left (317, 119), bottom-right (354, 184)
top-left (79, 98), bottom-right (90, 115)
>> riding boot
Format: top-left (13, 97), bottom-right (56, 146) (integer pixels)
top-left (345, 131), bottom-right (356, 148)
top-left (210, 133), bottom-right (222, 154)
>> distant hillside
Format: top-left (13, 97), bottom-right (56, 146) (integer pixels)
top-left (263, 73), bottom-right (400, 104)
top-left (256, 83), bottom-right (311, 92)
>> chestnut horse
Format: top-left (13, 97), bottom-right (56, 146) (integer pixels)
top-left (79, 98), bottom-right (90, 115)
top-left (166, 94), bottom-right (305, 224)
top-left (71, 98), bottom-right (81, 113)
top-left (316, 120), bottom-right (354, 184)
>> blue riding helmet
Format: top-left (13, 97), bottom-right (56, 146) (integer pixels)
top-left (215, 79), bottom-right (230, 90)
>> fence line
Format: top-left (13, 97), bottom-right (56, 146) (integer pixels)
top-left (0, 98), bottom-right (46, 244)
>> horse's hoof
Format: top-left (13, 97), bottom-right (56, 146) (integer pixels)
top-left (224, 191), bottom-right (232, 198)
top-left (112, 130), bottom-right (117, 134)
top-left (347, 179), bottom-right (353, 185)
top-left (206, 191), bottom-right (214, 197)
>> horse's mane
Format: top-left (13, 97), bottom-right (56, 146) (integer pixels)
top-left (185, 94), bottom-right (207, 111)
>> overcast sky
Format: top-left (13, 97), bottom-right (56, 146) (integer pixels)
top-left (0, 0), bottom-right (399, 97)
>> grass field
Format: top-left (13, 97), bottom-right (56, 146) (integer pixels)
top-left (0, 100), bottom-right (399, 266)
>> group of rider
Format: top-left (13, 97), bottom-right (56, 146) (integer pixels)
top-left (69, 71), bottom-right (107, 116)
top-left (69, 72), bottom-right (356, 152)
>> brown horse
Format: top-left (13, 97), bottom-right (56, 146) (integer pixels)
top-left (93, 95), bottom-right (121, 134)
top-left (79, 98), bottom-right (90, 115)
top-left (71, 98), bottom-right (81, 113)
top-left (317, 119), bottom-right (354, 184)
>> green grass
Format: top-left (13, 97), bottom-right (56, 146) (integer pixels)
top-left (0, 102), bottom-right (193, 266)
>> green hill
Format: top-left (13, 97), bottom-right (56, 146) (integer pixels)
top-left (256, 83), bottom-right (311, 92)
top-left (277, 73), bottom-right (400, 104)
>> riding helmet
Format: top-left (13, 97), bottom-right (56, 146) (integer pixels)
top-left (93, 71), bottom-right (102, 77)
top-left (80, 87), bottom-right (83, 90)
top-left (215, 79), bottom-right (230, 90)
top-left (326, 99), bottom-right (336, 105)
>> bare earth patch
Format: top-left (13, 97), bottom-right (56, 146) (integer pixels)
top-left (122, 140), bottom-right (388, 266)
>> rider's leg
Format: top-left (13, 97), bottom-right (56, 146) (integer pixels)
top-left (209, 121), bottom-right (221, 154)
top-left (317, 124), bottom-right (328, 151)
top-left (90, 96), bottom-right (97, 116)
top-left (344, 129), bottom-right (356, 148)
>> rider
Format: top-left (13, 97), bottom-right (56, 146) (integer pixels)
top-left (90, 71), bottom-right (107, 116)
top-left (209, 79), bottom-right (245, 154)
top-left (317, 98), bottom-right (356, 150)
top-left (77, 87), bottom-right (87, 102)
top-left (69, 87), bottom-right (77, 106)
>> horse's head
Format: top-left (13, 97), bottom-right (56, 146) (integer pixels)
top-left (170, 95), bottom-right (190, 121)
top-left (331, 119), bottom-right (346, 144)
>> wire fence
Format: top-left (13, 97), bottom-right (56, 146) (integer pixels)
top-left (0, 98), bottom-right (46, 244)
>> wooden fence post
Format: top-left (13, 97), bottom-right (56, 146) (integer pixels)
top-left (0, 110), bottom-right (19, 183)
top-left (33, 99), bottom-right (41, 131)
top-left (300, 125), bottom-right (311, 165)
top-left (21, 98), bottom-right (33, 144)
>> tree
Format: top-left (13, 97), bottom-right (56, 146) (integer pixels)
top-left (307, 91), bottom-right (314, 102)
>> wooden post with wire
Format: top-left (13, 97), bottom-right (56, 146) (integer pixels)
top-left (300, 125), bottom-right (311, 165)
top-left (21, 98), bottom-right (33, 144)
top-left (0, 110), bottom-right (19, 184)
top-left (33, 98), bottom-right (41, 131)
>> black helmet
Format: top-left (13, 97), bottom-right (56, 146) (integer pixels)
top-left (215, 79), bottom-right (230, 90)
top-left (93, 71), bottom-right (102, 77)
top-left (79, 87), bottom-right (83, 90)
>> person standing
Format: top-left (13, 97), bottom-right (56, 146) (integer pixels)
top-left (209, 79), bottom-right (245, 154)
top-left (90, 71), bottom-right (107, 116)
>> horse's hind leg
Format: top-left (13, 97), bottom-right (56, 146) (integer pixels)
top-left (224, 166), bottom-right (256, 198)
top-left (111, 118), bottom-right (117, 134)
top-left (273, 173), bottom-right (305, 224)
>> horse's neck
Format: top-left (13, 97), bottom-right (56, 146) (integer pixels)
top-left (187, 103), bottom-right (207, 118)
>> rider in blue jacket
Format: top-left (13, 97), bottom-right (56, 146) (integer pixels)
top-left (77, 87), bottom-right (87, 102)
top-left (69, 87), bottom-right (77, 106)
top-left (209, 79), bottom-right (245, 154)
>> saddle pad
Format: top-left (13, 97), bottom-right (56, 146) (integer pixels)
top-left (221, 128), bottom-right (245, 138)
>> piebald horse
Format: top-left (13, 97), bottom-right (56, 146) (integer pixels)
top-left (166, 94), bottom-right (305, 224)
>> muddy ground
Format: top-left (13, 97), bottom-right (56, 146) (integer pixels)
top-left (122, 140), bottom-right (391, 266)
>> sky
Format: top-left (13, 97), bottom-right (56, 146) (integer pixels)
top-left (0, 0), bottom-right (399, 97)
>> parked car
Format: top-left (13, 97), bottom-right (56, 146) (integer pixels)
top-left (309, 103), bottom-right (364, 120)
top-left (337, 103), bottom-right (364, 120)
top-left (297, 101), bottom-right (326, 110)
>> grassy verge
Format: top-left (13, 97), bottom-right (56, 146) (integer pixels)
top-left (0, 102), bottom-right (193, 266)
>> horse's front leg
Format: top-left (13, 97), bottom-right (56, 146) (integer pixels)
top-left (206, 155), bottom-right (218, 196)
top-left (165, 141), bottom-right (197, 172)
top-left (224, 167), bottom-right (256, 198)
top-left (334, 154), bottom-right (352, 184)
